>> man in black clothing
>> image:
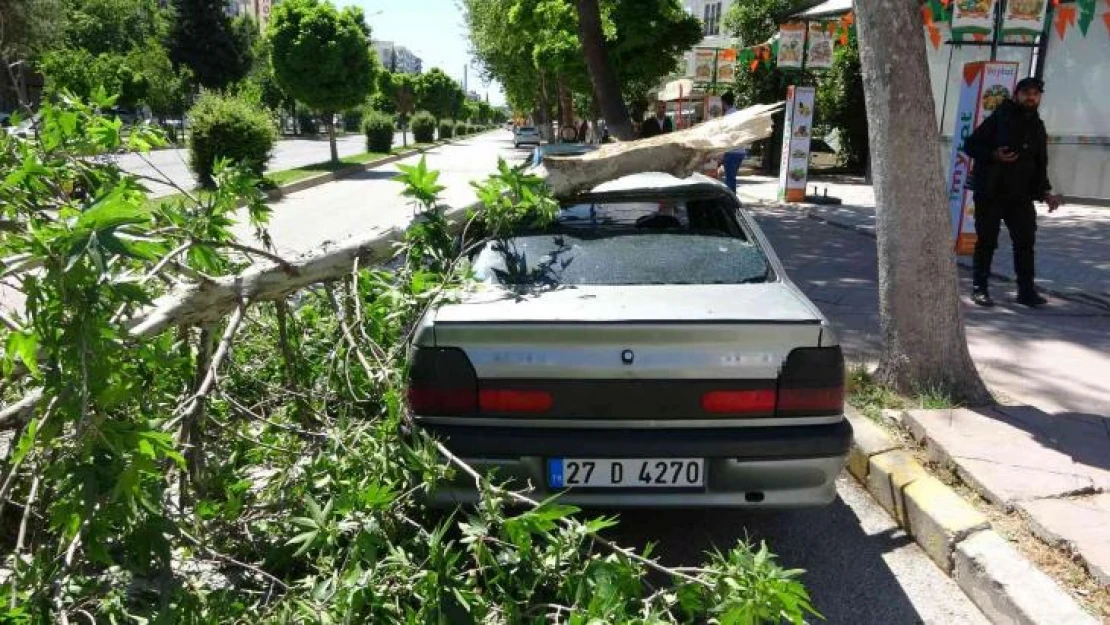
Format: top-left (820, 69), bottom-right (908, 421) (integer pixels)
top-left (640, 100), bottom-right (673, 139)
top-left (962, 77), bottom-right (1060, 308)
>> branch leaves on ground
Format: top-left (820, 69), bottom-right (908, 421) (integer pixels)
top-left (0, 95), bottom-right (819, 624)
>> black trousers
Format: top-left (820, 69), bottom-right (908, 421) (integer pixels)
top-left (972, 195), bottom-right (1037, 292)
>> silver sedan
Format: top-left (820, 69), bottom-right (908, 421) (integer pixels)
top-left (409, 172), bottom-right (851, 508)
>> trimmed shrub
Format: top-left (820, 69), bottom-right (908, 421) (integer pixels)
top-left (410, 110), bottom-right (436, 143)
top-left (362, 110), bottom-right (394, 153)
top-left (188, 92), bottom-right (277, 187)
top-left (438, 118), bottom-right (455, 140)
top-left (454, 120), bottom-right (467, 137)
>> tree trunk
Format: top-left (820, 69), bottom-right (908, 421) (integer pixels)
top-left (854, 0), bottom-right (991, 403)
top-left (573, 0), bottom-right (633, 141)
top-left (537, 77), bottom-right (553, 141)
top-left (327, 116), bottom-right (339, 164)
top-left (558, 80), bottom-right (575, 128)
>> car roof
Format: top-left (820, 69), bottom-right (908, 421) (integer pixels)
top-left (588, 172), bottom-right (730, 196)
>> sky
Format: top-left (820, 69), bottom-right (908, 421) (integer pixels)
top-left (335, 0), bottom-right (507, 106)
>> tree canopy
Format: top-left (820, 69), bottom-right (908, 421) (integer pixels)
top-left (413, 68), bottom-right (465, 121)
top-left (269, 0), bottom-right (376, 161)
top-left (463, 0), bottom-right (700, 124)
top-left (168, 0), bottom-right (254, 90)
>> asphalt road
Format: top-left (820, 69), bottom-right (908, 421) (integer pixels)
top-left (114, 131), bottom-right (410, 198)
top-left (238, 131), bottom-right (986, 623)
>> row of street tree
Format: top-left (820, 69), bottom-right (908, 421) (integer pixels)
top-left (1, 0), bottom-right (506, 168)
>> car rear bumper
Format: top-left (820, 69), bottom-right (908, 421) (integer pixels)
top-left (421, 420), bottom-right (852, 508)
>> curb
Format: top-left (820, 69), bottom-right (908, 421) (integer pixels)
top-left (264, 131), bottom-right (500, 201)
top-left (845, 409), bottom-right (1098, 625)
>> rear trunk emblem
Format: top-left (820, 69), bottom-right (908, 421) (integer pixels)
top-left (621, 349), bottom-right (635, 365)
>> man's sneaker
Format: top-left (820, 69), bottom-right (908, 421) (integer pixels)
top-left (1016, 291), bottom-right (1048, 307)
top-left (971, 288), bottom-right (994, 307)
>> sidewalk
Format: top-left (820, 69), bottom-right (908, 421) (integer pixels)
top-left (738, 175), bottom-right (1110, 309)
top-left (743, 190), bottom-right (1110, 601)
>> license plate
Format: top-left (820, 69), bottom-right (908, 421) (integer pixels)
top-left (548, 458), bottom-right (704, 489)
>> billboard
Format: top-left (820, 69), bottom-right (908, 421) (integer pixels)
top-left (947, 61), bottom-right (1020, 255)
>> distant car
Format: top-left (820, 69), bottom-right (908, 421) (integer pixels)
top-left (409, 172), bottom-right (851, 508)
top-left (528, 143), bottom-right (598, 168)
top-left (513, 126), bottom-right (541, 148)
top-left (4, 114), bottom-right (39, 139)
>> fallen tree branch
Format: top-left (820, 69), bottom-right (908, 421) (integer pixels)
top-left (539, 102), bottom-right (783, 197)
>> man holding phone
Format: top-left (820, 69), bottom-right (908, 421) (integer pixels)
top-left (962, 76), bottom-right (1061, 308)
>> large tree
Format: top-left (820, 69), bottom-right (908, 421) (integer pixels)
top-left (269, 0), bottom-right (376, 163)
top-left (573, 0), bottom-right (631, 140)
top-left (854, 0), bottom-right (990, 401)
top-left (0, 0), bottom-right (65, 106)
top-left (62, 0), bottom-right (166, 55)
top-left (168, 0), bottom-right (253, 90)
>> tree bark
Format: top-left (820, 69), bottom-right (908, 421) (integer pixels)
top-left (854, 0), bottom-right (991, 403)
top-left (557, 80), bottom-right (575, 128)
top-left (573, 0), bottom-right (633, 141)
top-left (327, 116), bottom-right (339, 164)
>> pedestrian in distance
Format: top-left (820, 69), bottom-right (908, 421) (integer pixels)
top-left (640, 100), bottom-right (673, 139)
top-left (719, 91), bottom-right (747, 193)
top-left (962, 76), bottom-right (1061, 308)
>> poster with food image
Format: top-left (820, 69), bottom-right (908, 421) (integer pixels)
top-left (693, 49), bottom-right (715, 81)
top-left (1002, 0), bottom-right (1048, 37)
top-left (952, 0), bottom-right (998, 36)
top-left (806, 22), bottom-right (834, 69)
top-left (716, 48), bottom-right (737, 83)
top-left (778, 85), bottom-right (815, 202)
top-left (777, 23), bottom-right (806, 69)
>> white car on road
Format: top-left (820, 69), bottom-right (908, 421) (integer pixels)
top-left (513, 126), bottom-right (542, 148)
top-left (409, 172), bottom-right (851, 508)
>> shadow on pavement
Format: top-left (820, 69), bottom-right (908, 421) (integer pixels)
top-left (751, 202), bottom-right (1110, 418)
top-left (605, 496), bottom-right (928, 623)
top-left (343, 169), bottom-right (400, 182)
top-left (981, 405), bottom-right (1110, 472)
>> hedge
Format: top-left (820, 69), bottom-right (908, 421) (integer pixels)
top-left (188, 92), bottom-right (276, 187)
top-left (411, 111), bottom-right (436, 143)
top-left (362, 110), bottom-right (394, 153)
top-left (438, 118), bottom-right (455, 140)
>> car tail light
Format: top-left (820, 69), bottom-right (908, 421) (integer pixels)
top-left (776, 346), bottom-right (844, 417)
top-left (406, 347), bottom-right (478, 416)
top-left (701, 389), bottom-right (776, 415)
top-left (479, 389), bottom-right (553, 413)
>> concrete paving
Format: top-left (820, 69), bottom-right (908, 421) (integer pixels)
top-left (739, 175), bottom-right (1110, 307)
top-left (1020, 494), bottom-right (1110, 586)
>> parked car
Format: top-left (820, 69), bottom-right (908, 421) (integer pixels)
top-left (408, 172), bottom-right (852, 508)
top-left (4, 114), bottom-right (39, 139)
top-left (513, 125), bottom-right (542, 148)
top-left (528, 143), bottom-right (598, 168)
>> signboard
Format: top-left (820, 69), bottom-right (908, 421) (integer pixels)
top-left (778, 85), bottom-right (816, 203)
top-left (777, 23), bottom-right (806, 69)
top-left (692, 49), bottom-right (716, 81)
top-left (952, 0), bottom-right (999, 37)
top-left (947, 61), bottom-right (1020, 255)
top-left (806, 22), bottom-right (834, 69)
top-left (716, 48), bottom-right (737, 84)
top-left (1001, 0), bottom-right (1049, 37)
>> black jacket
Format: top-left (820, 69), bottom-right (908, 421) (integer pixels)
top-left (640, 115), bottom-right (673, 139)
top-left (962, 99), bottom-right (1051, 202)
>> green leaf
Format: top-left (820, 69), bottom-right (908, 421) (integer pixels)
top-left (76, 196), bottom-right (149, 232)
top-left (6, 331), bottom-right (40, 377)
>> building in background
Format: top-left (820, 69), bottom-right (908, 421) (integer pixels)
top-left (228, 0), bottom-right (276, 30)
top-left (372, 41), bottom-right (423, 74)
top-left (676, 1), bottom-right (735, 90)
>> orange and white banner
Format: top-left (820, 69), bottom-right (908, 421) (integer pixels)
top-left (1002, 0), bottom-right (1049, 37)
top-left (806, 22), bottom-right (834, 69)
top-left (777, 23), bottom-right (806, 69)
top-left (949, 61), bottom-right (1020, 255)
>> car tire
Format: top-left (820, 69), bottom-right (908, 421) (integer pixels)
top-left (514, 143), bottom-right (519, 148)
